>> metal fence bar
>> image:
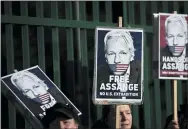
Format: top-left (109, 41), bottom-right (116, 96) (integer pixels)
top-left (177, 81), bottom-right (183, 107)
top-left (173, 1), bottom-right (179, 12)
top-left (36, 1), bottom-right (45, 72)
top-left (128, 1), bottom-right (135, 24)
top-left (93, 1), bottom-right (99, 21)
top-left (162, 1), bottom-right (173, 118)
top-left (151, 1), bottom-right (157, 14)
top-left (122, 1), bottom-right (128, 26)
top-left (151, 1), bottom-right (162, 129)
top-left (1, 15), bottom-right (153, 33)
top-left (75, 1), bottom-right (81, 61)
top-left (75, 1), bottom-right (82, 74)
top-left (51, 1), bottom-right (61, 88)
top-left (93, 1), bottom-right (102, 121)
top-left (154, 80), bottom-right (162, 129)
top-left (75, 1), bottom-right (82, 111)
top-left (143, 33), bottom-right (152, 129)
top-left (4, 2), bottom-right (17, 129)
top-left (140, 2), bottom-right (146, 25)
top-left (105, 1), bottom-right (112, 22)
top-left (1, 15), bottom-right (115, 28)
top-left (184, 2), bottom-right (188, 14)
top-left (20, 1), bottom-right (32, 129)
top-left (65, 1), bottom-right (76, 103)
top-left (162, 1), bottom-right (169, 13)
top-left (79, 1), bottom-right (91, 128)
top-left (21, 2), bottom-right (30, 69)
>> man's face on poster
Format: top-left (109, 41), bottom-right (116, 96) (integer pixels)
top-left (15, 76), bottom-right (50, 104)
top-left (166, 20), bottom-right (187, 57)
top-left (105, 37), bottom-right (131, 75)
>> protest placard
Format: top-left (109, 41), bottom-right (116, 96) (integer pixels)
top-left (1, 65), bottom-right (82, 128)
top-left (93, 27), bottom-right (144, 105)
top-left (158, 13), bottom-right (188, 80)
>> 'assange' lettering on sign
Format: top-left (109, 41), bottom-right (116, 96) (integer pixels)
top-left (100, 83), bottom-right (138, 91)
top-left (99, 75), bottom-right (139, 92)
top-left (162, 56), bottom-right (188, 71)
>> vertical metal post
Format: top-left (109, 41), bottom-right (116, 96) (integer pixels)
top-left (151, 2), bottom-right (162, 129)
top-left (79, 1), bottom-right (91, 128)
top-left (36, 1), bottom-right (46, 72)
top-left (51, 1), bottom-right (61, 88)
top-left (21, 2), bottom-right (30, 68)
top-left (4, 1), bottom-right (16, 129)
top-left (20, 1), bottom-right (32, 129)
top-left (122, 1), bottom-right (128, 26)
top-left (65, 1), bottom-right (76, 103)
top-left (143, 31), bottom-right (152, 129)
top-left (128, 1), bottom-right (135, 24)
top-left (105, 1), bottom-right (112, 22)
top-left (92, 1), bottom-right (102, 121)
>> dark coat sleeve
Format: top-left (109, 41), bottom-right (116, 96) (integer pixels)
top-left (163, 114), bottom-right (173, 129)
top-left (91, 119), bottom-right (110, 129)
top-left (163, 111), bottom-right (184, 129)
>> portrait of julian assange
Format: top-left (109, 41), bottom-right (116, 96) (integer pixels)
top-left (159, 14), bottom-right (188, 79)
top-left (94, 28), bottom-right (143, 100)
top-left (1, 66), bottom-right (74, 120)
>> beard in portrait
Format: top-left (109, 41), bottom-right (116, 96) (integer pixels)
top-left (10, 70), bottom-right (57, 117)
top-left (97, 30), bottom-right (141, 90)
top-left (161, 15), bottom-right (188, 58)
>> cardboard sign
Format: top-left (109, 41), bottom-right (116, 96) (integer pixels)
top-left (158, 13), bottom-right (188, 80)
top-left (92, 27), bottom-right (144, 105)
top-left (1, 66), bottom-right (82, 128)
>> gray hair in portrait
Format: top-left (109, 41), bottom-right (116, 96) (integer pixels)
top-left (11, 71), bottom-right (49, 91)
top-left (165, 14), bottom-right (188, 36)
top-left (104, 30), bottom-right (136, 61)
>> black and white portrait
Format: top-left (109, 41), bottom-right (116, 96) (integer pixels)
top-left (159, 13), bottom-right (188, 80)
top-left (1, 66), bottom-right (82, 121)
top-left (104, 30), bottom-right (135, 78)
top-left (164, 15), bottom-right (187, 57)
top-left (93, 27), bottom-right (144, 104)
top-left (11, 70), bottom-right (55, 105)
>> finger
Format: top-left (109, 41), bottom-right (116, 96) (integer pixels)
top-left (170, 125), bottom-right (179, 129)
top-left (168, 121), bottom-right (179, 129)
top-left (171, 120), bottom-right (179, 125)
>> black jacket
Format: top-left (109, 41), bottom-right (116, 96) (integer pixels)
top-left (163, 104), bottom-right (188, 129)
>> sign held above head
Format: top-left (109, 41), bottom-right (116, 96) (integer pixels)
top-left (1, 65), bottom-right (82, 129)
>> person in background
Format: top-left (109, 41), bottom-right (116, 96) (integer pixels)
top-left (92, 104), bottom-right (138, 129)
top-left (42, 103), bottom-right (81, 129)
top-left (164, 104), bottom-right (188, 129)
